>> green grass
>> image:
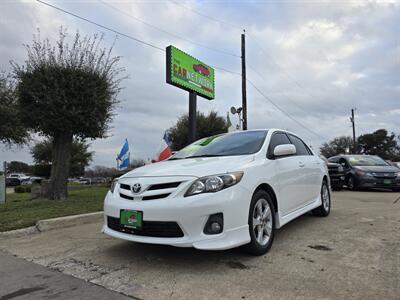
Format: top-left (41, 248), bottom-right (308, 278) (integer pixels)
top-left (0, 185), bottom-right (109, 232)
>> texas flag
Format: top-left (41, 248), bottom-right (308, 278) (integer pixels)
top-left (153, 131), bottom-right (172, 162)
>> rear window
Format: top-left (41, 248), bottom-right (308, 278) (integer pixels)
top-left (288, 135), bottom-right (312, 156)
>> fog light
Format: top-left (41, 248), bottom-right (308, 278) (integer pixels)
top-left (210, 222), bottom-right (221, 232)
top-left (204, 213), bottom-right (223, 235)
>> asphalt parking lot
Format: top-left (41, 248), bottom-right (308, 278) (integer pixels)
top-left (1, 190), bottom-right (399, 299)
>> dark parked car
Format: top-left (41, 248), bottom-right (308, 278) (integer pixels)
top-left (5, 177), bottom-right (21, 187)
top-left (320, 156), bottom-right (345, 190)
top-left (328, 155), bottom-right (400, 191)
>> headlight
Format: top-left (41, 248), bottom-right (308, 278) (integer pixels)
top-left (110, 179), bottom-right (118, 193)
top-left (185, 172), bottom-right (244, 197)
top-left (356, 170), bottom-right (373, 177)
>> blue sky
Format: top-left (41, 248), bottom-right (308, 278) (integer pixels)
top-left (1, 0), bottom-right (399, 168)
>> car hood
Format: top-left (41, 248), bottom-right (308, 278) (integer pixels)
top-left (354, 166), bottom-right (399, 173)
top-left (121, 155), bottom-right (255, 179)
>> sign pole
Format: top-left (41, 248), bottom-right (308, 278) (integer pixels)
top-left (189, 91), bottom-right (197, 143)
top-left (0, 161), bottom-right (6, 204)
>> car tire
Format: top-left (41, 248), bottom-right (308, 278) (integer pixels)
top-left (312, 180), bottom-right (331, 217)
top-left (243, 190), bottom-right (275, 256)
top-left (346, 176), bottom-right (357, 191)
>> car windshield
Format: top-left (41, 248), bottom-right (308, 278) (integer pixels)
top-left (347, 156), bottom-right (389, 167)
top-left (171, 130), bottom-right (268, 159)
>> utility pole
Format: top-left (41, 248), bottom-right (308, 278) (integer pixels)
top-left (350, 108), bottom-right (356, 153)
top-left (241, 30), bottom-right (247, 130)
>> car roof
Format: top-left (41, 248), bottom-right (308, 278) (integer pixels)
top-left (228, 128), bottom-right (299, 136)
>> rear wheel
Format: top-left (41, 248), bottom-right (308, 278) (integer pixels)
top-left (312, 180), bottom-right (331, 217)
top-left (244, 190), bottom-right (275, 256)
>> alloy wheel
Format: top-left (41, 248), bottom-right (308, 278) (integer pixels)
top-left (252, 198), bottom-right (273, 246)
top-left (322, 183), bottom-right (330, 211)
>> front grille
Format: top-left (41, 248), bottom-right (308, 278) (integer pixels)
top-left (107, 216), bottom-right (184, 238)
top-left (142, 193), bottom-right (170, 200)
top-left (120, 193), bottom-right (133, 200)
top-left (120, 183), bottom-right (131, 190)
top-left (147, 182), bottom-right (182, 190)
top-left (372, 173), bottom-right (396, 179)
top-left (118, 180), bottom-right (185, 201)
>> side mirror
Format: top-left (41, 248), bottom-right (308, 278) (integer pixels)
top-left (273, 144), bottom-right (296, 157)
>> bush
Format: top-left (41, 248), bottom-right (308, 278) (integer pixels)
top-left (14, 186), bottom-right (25, 193)
top-left (14, 186), bottom-right (32, 193)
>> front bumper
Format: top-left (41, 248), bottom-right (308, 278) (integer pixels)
top-left (357, 177), bottom-right (400, 189)
top-left (102, 185), bottom-right (252, 250)
top-left (329, 174), bottom-right (345, 187)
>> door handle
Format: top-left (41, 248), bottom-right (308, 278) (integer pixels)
top-left (299, 162), bottom-right (305, 168)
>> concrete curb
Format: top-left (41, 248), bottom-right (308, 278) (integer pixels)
top-left (0, 211), bottom-right (103, 239)
top-left (36, 211), bottom-right (103, 232)
top-left (0, 226), bottom-right (39, 239)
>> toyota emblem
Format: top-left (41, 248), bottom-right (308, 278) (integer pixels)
top-left (132, 183), bottom-right (142, 194)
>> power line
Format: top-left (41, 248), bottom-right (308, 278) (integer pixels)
top-left (168, 0), bottom-right (243, 31)
top-left (247, 62), bottom-right (323, 118)
top-left (100, 0), bottom-right (240, 58)
top-left (36, 0), bottom-right (240, 76)
top-left (166, 0), bottom-right (327, 110)
top-left (247, 78), bottom-right (328, 141)
top-left (246, 33), bottom-right (321, 101)
top-left (36, 0), bottom-right (165, 51)
top-left (36, 0), bottom-right (327, 141)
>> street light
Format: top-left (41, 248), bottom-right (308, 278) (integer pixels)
top-left (230, 106), bottom-right (243, 130)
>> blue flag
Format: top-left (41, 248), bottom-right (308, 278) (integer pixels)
top-left (117, 139), bottom-right (130, 170)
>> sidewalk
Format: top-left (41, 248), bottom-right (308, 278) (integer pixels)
top-left (0, 251), bottom-right (131, 300)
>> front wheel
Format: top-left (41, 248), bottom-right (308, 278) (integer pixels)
top-left (312, 180), bottom-right (331, 217)
top-left (346, 176), bottom-right (357, 191)
top-left (244, 190), bottom-right (275, 256)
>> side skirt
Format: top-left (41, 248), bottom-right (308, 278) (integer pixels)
top-left (276, 196), bottom-right (321, 229)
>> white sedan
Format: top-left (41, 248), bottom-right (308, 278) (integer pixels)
top-left (103, 129), bottom-right (330, 255)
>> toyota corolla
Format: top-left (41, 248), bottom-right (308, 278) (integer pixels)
top-left (103, 129), bottom-right (330, 255)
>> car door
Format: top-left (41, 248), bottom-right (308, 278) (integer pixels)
top-left (267, 132), bottom-right (305, 216)
top-left (287, 134), bottom-right (321, 207)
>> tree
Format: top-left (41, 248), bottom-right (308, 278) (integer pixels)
top-left (320, 136), bottom-right (353, 158)
top-left (168, 111), bottom-right (228, 151)
top-left (85, 165), bottom-right (119, 178)
top-left (357, 129), bottom-right (400, 160)
top-left (130, 158), bottom-right (146, 169)
top-left (31, 138), bottom-right (93, 178)
top-left (0, 73), bottom-right (28, 145)
top-left (12, 28), bottom-right (123, 199)
top-left (7, 161), bottom-right (33, 174)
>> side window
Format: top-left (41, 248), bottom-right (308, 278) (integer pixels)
top-left (268, 132), bottom-right (291, 157)
top-left (288, 135), bottom-right (311, 156)
top-left (328, 157), bottom-right (338, 163)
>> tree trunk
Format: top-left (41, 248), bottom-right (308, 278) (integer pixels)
top-left (46, 132), bottom-right (73, 200)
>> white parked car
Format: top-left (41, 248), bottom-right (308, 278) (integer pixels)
top-left (7, 173), bottom-right (30, 182)
top-left (103, 129), bottom-right (330, 255)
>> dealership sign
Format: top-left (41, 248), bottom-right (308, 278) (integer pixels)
top-left (166, 46), bottom-right (215, 100)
